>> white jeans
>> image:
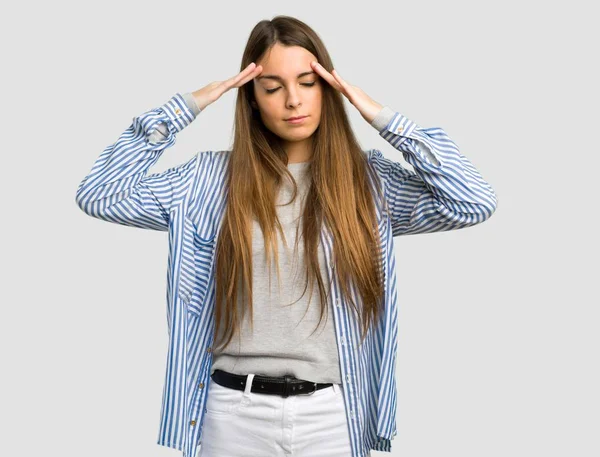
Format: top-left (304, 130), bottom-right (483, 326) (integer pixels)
top-left (197, 372), bottom-right (366, 457)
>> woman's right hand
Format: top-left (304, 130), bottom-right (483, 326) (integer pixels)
top-left (191, 63), bottom-right (263, 111)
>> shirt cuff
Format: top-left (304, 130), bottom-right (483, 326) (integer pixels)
top-left (370, 106), bottom-right (396, 132)
top-left (147, 93), bottom-right (200, 143)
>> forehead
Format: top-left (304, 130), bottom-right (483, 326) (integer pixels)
top-left (257, 44), bottom-right (317, 76)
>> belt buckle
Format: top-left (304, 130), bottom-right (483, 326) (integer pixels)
top-left (298, 381), bottom-right (318, 396)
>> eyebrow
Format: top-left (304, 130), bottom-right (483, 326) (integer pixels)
top-left (256, 71), bottom-right (316, 82)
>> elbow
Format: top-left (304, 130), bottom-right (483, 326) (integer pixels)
top-left (479, 187), bottom-right (498, 222)
top-left (75, 192), bottom-right (90, 217)
top-left (75, 182), bottom-right (95, 217)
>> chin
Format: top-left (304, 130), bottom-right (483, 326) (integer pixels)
top-left (282, 129), bottom-right (313, 139)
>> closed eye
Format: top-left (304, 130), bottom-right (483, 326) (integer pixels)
top-left (266, 82), bottom-right (316, 94)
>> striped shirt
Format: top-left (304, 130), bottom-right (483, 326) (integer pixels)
top-left (75, 93), bottom-right (497, 457)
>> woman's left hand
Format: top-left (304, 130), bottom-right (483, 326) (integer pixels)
top-left (310, 61), bottom-right (383, 125)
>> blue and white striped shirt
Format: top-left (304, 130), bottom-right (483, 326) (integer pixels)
top-left (75, 93), bottom-right (497, 457)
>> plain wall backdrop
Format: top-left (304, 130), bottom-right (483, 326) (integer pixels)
top-left (2, 1), bottom-right (598, 456)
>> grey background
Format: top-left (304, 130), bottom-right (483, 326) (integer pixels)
top-left (2, 1), bottom-right (598, 456)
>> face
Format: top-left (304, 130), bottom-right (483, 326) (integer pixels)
top-left (252, 43), bottom-right (323, 150)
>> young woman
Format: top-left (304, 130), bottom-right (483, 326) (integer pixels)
top-left (76, 15), bottom-right (497, 457)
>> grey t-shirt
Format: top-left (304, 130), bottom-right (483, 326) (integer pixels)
top-left (211, 160), bottom-right (342, 383)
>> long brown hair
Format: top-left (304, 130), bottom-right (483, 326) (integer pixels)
top-left (213, 15), bottom-right (385, 353)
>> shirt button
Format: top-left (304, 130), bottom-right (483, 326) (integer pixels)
top-left (175, 108), bottom-right (182, 115)
top-left (350, 409), bottom-right (355, 419)
top-left (340, 337), bottom-right (345, 345)
top-left (346, 374), bottom-right (350, 382)
top-left (206, 347), bottom-right (212, 353)
top-left (190, 420), bottom-right (196, 426)
top-left (199, 382), bottom-right (205, 389)
top-left (336, 299), bottom-right (341, 308)
top-left (396, 126), bottom-right (404, 133)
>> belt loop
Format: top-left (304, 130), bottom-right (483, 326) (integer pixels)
top-left (332, 383), bottom-right (339, 394)
top-left (243, 373), bottom-right (255, 397)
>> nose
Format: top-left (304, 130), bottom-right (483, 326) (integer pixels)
top-left (286, 87), bottom-right (302, 109)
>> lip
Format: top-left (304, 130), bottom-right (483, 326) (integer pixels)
top-left (286, 115), bottom-right (308, 124)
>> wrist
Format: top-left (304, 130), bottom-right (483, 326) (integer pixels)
top-left (370, 106), bottom-right (396, 131)
top-left (364, 101), bottom-right (384, 124)
top-left (191, 89), bottom-right (209, 112)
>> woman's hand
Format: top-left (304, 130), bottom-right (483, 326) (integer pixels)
top-left (191, 63), bottom-right (263, 111)
top-left (310, 61), bottom-right (383, 125)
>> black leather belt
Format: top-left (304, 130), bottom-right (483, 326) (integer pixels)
top-left (211, 369), bottom-right (333, 398)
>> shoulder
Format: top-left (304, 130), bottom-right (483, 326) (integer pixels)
top-left (192, 150), bottom-right (232, 174)
top-left (197, 149), bottom-right (231, 166)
